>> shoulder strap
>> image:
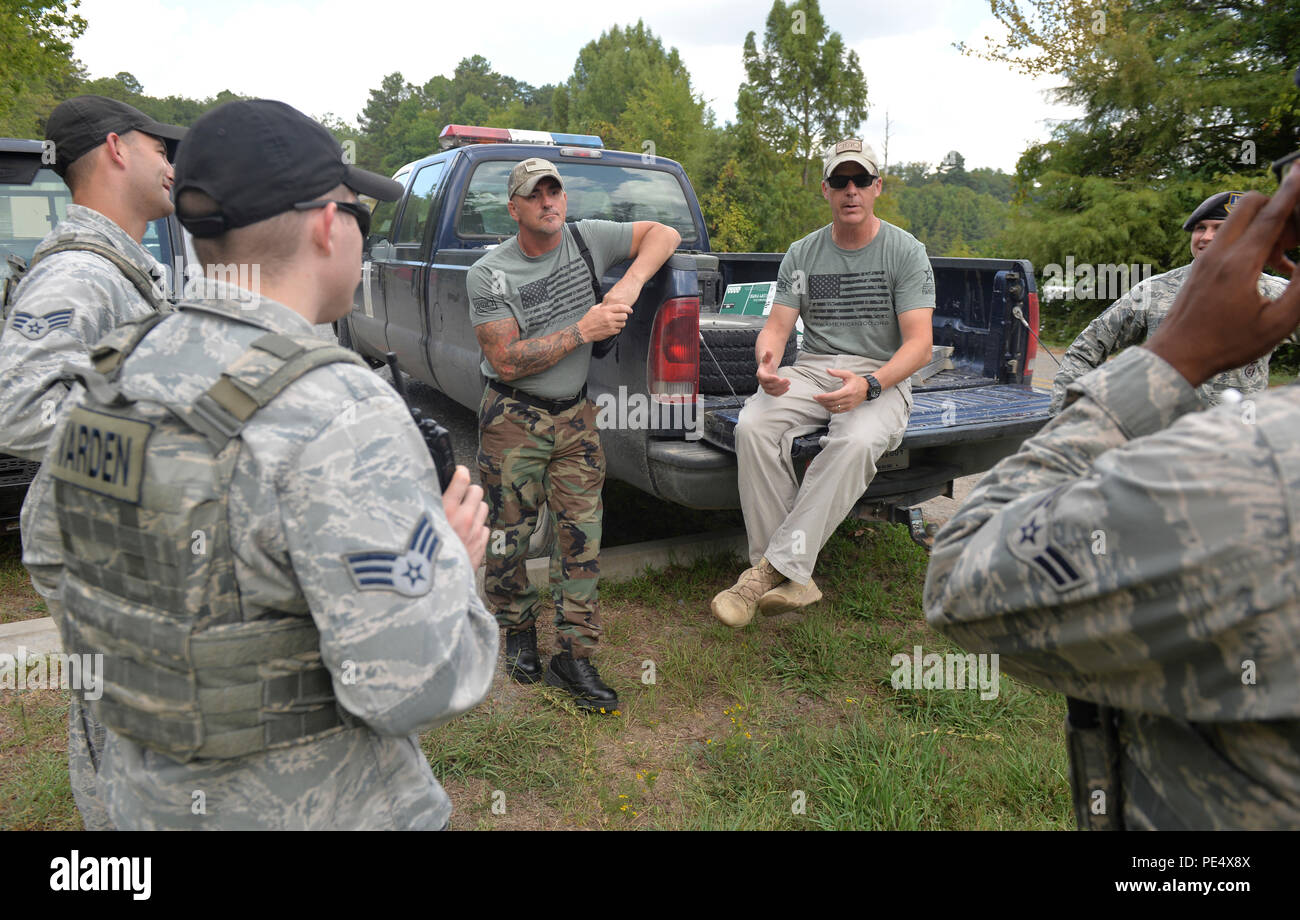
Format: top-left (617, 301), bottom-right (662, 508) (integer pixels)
top-left (52, 312), bottom-right (174, 406)
top-left (2, 254), bottom-right (30, 313)
top-left (567, 222), bottom-right (604, 305)
top-left (188, 332), bottom-right (367, 447)
top-left (90, 312), bottom-right (172, 378)
top-left (30, 238), bottom-right (165, 310)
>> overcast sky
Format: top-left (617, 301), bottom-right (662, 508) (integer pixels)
top-left (72, 0), bottom-right (1080, 173)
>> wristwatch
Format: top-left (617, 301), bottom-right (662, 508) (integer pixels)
top-left (864, 374), bottom-right (882, 401)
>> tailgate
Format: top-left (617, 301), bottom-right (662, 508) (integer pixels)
top-left (701, 386), bottom-right (1052, 459)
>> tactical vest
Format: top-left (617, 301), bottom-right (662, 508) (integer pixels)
top-left (2, 234), bottom-right (168, 318)
top-left (50, 304), bottom-right (367, 763)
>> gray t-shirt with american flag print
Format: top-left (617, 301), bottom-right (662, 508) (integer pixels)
top-left (773, 221), bottom-right (935, 360)
top-left (467, 219), bottom-right (633, 400)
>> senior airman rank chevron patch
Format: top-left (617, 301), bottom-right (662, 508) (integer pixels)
top-left (1007, 486), bottom-right (1083, 592)
top-left (345, 513), bottom-right (441, 596)
top-left (10, 309), bottom-right (73, 340)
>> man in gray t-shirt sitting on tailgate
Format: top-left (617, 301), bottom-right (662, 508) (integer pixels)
top-left (711, 139), bottom-right (937, 628)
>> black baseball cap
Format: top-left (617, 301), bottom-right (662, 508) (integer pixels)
top-left (174, 99), bottom-right (401, 237)
top-left (1182, 191), bottom-right (1245, 231)
top-left (45, 95), bottom-right (187, 177)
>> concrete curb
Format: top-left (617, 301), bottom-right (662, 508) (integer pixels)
top-left (2, 529), bottom-right (749, 659)
top-left (0, 617), bottom-right (63, 659)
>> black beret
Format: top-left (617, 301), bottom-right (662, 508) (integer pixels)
top-left (1183, 191), bottom-right (1245, 231)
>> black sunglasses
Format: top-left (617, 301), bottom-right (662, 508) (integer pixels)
top-left (293, 199), bottom-right (372, 237)
top-left (826, 173), bottom-right (876, 190)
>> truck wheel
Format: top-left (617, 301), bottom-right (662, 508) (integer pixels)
top-left (698, 316), bottom-right (797, 396)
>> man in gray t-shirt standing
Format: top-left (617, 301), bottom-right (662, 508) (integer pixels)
top-left (712, 139), bottom-right (937, 628)
top-left (467, 157), bottom-right (679, 710)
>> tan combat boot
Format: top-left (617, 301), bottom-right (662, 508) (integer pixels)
top-left (710, 558), bottom-right (785, 628)
top-left (758, 577), bottom-right (823, 616)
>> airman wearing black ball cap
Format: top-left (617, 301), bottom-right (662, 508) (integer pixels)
top-left (0, 94), bottom-right (186, 830)
top-left (29, 99), bottom-right (497, 829)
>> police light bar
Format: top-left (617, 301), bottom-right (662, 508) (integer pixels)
top-left (438, 125), bottom-right (604, 150)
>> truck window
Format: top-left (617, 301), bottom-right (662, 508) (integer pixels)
top-left (0, 168), bottom-right (70, 279)
top-left (394, 161), bottom-right (446, 247)
top-left (457, 160), bottom-right (698, 244)
top-left (364, 169), bottom-right (409, 256)
top-left (1, 166), bottom-right (172, 291)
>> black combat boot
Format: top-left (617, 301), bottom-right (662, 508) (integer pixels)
top-left (504, 626), bottom-right (543, 684)
top-left (544, 651), bottom-right (620, 713)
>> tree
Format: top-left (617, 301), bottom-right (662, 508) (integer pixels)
top-left (960, 0), bottom-right (1299, 343)
top-left (359, 72), bottom-right (411, 138)
top-left (565, 22), bottom-right (692, 135)
top-left (897, 182), bottom-right (1009, 256)
top-left (113, 71), bottom-right (143, 95)
top-left (936, 150), bottom-right (973, 188)
top-left (964, 0), bottom-right (1300, 181)
top-left (955, 0), bottom-right (1123, 77)
top-left (353, 60), bottom-right (561, 172)
top-left (74, 73), bottom-right (246, 128)
top-left (737, 0), bottom-right (868, 185)
top-left (0, 0), bottom-right (87, 137)
top-left (892, 161), bottom-right (935, 186)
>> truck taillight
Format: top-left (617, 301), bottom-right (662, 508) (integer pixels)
top-left (649, 297), bottom-right (699, 400)
top-left (1025, 291), bottom-right (1040, 384)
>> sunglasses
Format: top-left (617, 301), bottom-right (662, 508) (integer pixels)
top-left (826, 173), bottom-right (876, 190)
top-left (293, 199), bottom-right (372, 237)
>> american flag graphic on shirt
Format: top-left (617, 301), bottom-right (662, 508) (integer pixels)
top-left (515, 258), bottom-right (592, 334)
top-left (806, 270), bottom-right (894, 327)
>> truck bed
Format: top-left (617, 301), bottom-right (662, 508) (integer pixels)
top-left (701, 378), bottom-right (1052, 457)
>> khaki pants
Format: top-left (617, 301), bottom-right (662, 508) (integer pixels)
top-left (735, 352), bottom-right (911, 584)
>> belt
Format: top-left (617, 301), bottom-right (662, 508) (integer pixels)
top-left (489, 379), bottom-right (588, 414)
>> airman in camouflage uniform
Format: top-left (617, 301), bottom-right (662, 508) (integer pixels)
top-left (0, 95), bottom-right (185, 830)
top-left (1050, 191), bottom-right (1290, 412)
top-left (29, 99), bottom-right (497, 829)
top-left (467, 157), bottom-right (679, 710)
top-left (924, 165), bottom-right (1300, 829)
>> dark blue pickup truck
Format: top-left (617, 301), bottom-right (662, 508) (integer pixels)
top-left (340, 125), bottom-right (1052, 542)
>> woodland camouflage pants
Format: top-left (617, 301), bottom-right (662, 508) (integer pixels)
top-left (477, 387), bottom-right (605, 657)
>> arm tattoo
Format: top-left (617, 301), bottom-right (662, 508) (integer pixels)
top-left (476, 318), bottom-right (586, 382)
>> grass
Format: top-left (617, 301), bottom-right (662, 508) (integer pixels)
top-left (0, 536), bottom-right (44, 624)
top-left (0, 690), bottom-right (79, 830)
top-left (0, 520), bottom-right (1072, 831)
top-left (429, 520), bottom-right (1071, 830)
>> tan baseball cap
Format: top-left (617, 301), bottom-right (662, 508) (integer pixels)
top-left (823, 138), bottom-right (880, 180)
top-left (508, 157), bottom-right (564, 198)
